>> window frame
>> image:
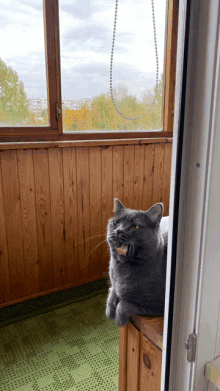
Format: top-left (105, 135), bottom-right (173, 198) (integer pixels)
top-left (0, 0), bottom-right (178, 143)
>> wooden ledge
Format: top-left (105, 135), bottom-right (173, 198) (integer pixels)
top-left (130, 315), bottom-right (164, 350)
top-left (0, 138), bottom-right (173, 150)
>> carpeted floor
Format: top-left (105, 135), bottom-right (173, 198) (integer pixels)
top-left (0, 278), bottom-right (119, 391)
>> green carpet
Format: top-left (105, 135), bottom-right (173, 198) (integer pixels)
top-left (0, 278), bottom-right (119, 391)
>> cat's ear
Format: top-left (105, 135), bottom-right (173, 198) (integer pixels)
top-left (147, 203), bottom-right (164, 225)
top-left (114, 198), bottom-right (125, 214)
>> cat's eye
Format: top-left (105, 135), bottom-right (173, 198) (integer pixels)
top-left (131, 225), bottom-right (139, 229)
top-left (113, 221), bottom-right (118, 226)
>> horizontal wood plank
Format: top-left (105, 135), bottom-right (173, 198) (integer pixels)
top-left (0, 137), bottom-right (172, 150)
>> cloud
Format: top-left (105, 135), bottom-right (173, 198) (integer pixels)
top-left (0, 14), bottom-right (11, 28)
top-left (60, 0), bottom-right (99, 20)
top-left (61, 62), bottom-right (156, 101)
top-left (62, 23), bottom-right (133, 54)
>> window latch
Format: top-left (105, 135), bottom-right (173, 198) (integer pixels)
top-left (56, 103), bottom-right (62, 120)
top-left (185, 333), bottom-right (197, 362)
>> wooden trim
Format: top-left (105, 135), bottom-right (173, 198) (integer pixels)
top-left (163, 0), bottom-right (179, 132)
top-left (53, 0), bottom-right (62, 134)
top-left (119, 326), bottom-right (128, 391)
top-left (0, 127), bottom-right (57, 136)
top-left (0, 274), bottom-right (105, 309)
top-left (44, 0), bottom-right (62, 131)
top-left (0, 130), bottom-right (173, 143)
top-left (130, 316), bottom-right (164, 350)
top-left (0, 138), bottom-right (173, 151)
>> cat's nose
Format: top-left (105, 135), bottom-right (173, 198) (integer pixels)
top-left (117, 229), bottom-right (122, 236)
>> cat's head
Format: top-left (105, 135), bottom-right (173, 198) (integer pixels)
top-left (107, 198), bottom-right (164, 261)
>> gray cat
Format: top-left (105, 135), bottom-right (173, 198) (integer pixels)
top-left (105, 198), bottom-right (169, 327)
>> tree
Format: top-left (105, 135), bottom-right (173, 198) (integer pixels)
top-left (0, 59), bottom-right (30, 125)
top-left (62, 77), bottom-right (164, 132)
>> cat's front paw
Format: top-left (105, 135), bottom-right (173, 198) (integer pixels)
top-left (115, 314), bottom-right (130, 327)
top-left (105, 304), bottom-right (116, 320)
top-left (115, 301), bottom-right (131, 327)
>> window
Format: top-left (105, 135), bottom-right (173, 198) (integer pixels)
top-left (0, 0), bottom-right (178, 142)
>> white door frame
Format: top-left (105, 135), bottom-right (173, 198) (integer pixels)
top-left (161, 0), bottom-right (220, 390)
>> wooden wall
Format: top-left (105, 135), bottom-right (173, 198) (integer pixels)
top-left (0, 141), bottom-right (172, 307)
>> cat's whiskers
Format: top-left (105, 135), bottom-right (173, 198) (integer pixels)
top-left (85, 239), bottom-right (107, 263)
top-left (77, 234), bottom-right (106, 245)
top-left (82, 220), bottom-right (103, 228)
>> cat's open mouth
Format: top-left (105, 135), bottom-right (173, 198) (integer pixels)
top-left (116, 244), bottom-right (129, 256)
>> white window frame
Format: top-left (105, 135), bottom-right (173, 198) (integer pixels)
top-left (161, 0), bottom-right (220, 389)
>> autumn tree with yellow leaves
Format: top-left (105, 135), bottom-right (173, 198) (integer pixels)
top-left (63, 75), bottom-right (164, 132)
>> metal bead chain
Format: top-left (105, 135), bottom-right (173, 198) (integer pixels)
top-left (110, 0), bottom-right (159, 121)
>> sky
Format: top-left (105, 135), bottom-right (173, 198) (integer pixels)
top-left (0, 0), bottom-right (167, 102)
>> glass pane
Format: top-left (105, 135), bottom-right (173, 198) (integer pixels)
top-left (0, 0), bottom-right (49, 127)
top-left (59, 0), bottom-right (167, 132)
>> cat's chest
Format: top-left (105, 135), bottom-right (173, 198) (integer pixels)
top-left (110, 260), bottom-right (147, 295)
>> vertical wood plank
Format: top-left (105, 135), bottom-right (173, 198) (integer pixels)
top-left (0, 150), bottom-right (25, 300)
top-left (89, 147), bottom-right (103, 277)
top-left (162, 143), bottom-right (172, 216)
top-left (17, 150), bottom-right (39, 296)
top-left (113, 146), bottom-right (124, 204)
top-left (33, 149), bottom-right (54, 291)
top-left (101, 147), bottom-right (113, 273)
top-left (119, 325), bottom-right (128, 391)
top-left (143, 144), bottom-right (155, 211)
top-left (133, 145), bottom-right (145, 210)
top-left (139, 332), bottom-right (162, 391)
top-left (0, 159), bottom-right (10, 304)
top-left (76, 148), bottom-right (90, 280)
top-left (124, 146), bottom-right (134, 209)
top-left (62, 148), bottom-right (78, 285)
top-left (152, 144), bottom-right (165, 206)
top-left (48, 148), bottom-right (66, 288)
top-left (127, 322), bottom-right (140, 391)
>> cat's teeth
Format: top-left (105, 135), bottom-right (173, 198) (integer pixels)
top-left (121, 244), bottom-right (128, 254)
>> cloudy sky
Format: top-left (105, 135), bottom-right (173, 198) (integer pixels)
top-left (0, 0), bottom-right (167, 102)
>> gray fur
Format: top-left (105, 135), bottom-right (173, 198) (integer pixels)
top-left (105, 198), bottom-right (169, 327)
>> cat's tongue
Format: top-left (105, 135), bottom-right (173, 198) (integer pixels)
top-left (116, 244), bottom-right (128, 255)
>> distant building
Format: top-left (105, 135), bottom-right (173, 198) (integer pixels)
top-left (28, 98), bottom-right (47, 113)
top-left (28, 98), bottom-right (93, 113)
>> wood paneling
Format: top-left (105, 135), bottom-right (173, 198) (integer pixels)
top-left (89, 147), bottom-right (103, 277)
top-left (0, 140), bottom-right (172, 307)
top-left (133, 145), bottom-right (145, 210)
top-left (124, 146), bottom-right (135, 209)
top-left (76, 148), bottom-right (90, 280)
top-left (0, 162), bottom-right (10, 304)
top-left (143, 144), bottom-right (155, 211)
top-left (62, 148), bottom-right (78, 285)
top-left (33, 149), bottom-right (54, 292)
top-left (113, 146), bottom-right (124, 203)
top-left (0, 150), bottom-right (25, 301)
top-left (48, 148), bottom-right (66, 288)
top-left (139, 333), bottom-right (162, 391)
top-left (17, 150), bottom-right (39, 296)
top-left (119, 325), bottom-right (128, 391)
top-left (127, 322), bottom-right (140, 391)
top-left (101, 146), bottom-right (113, 272)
